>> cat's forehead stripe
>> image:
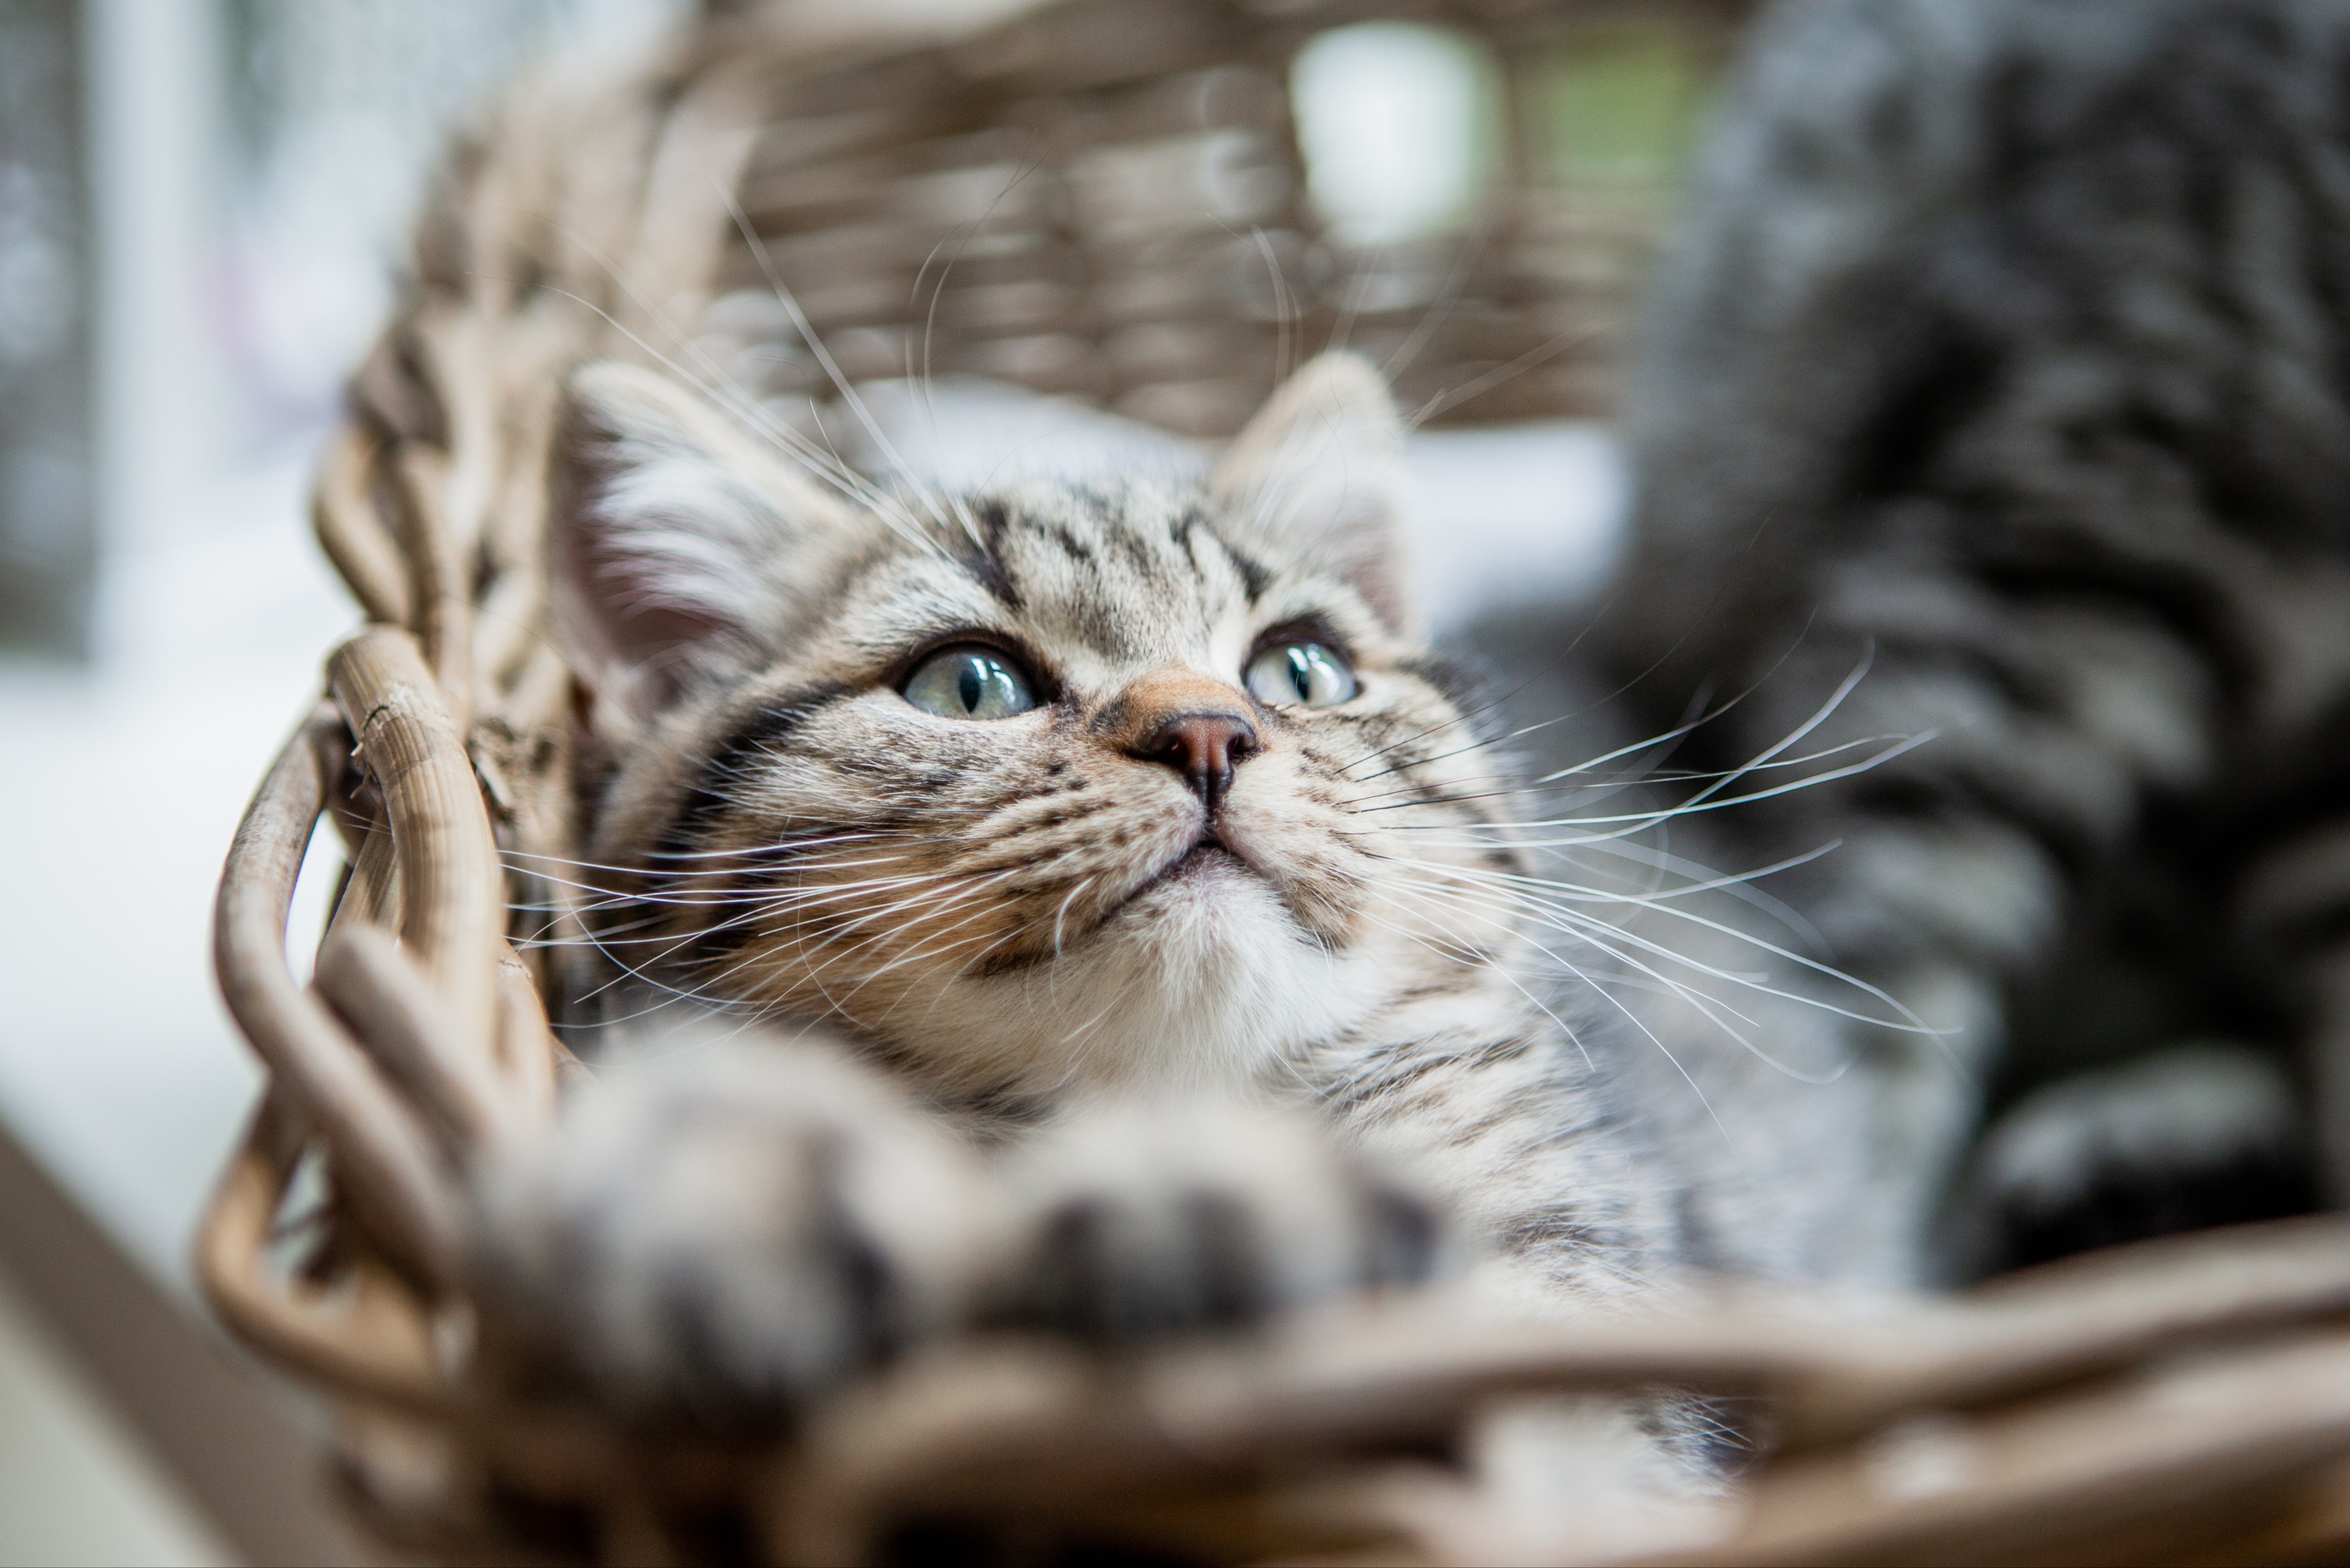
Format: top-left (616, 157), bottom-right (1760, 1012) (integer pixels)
top-left (1221, 537), bottom-right (1272, 602)
top-left (957, 497), bottom-right (1022, 612)
top-left (955, 486), bottom-right (1249, 665)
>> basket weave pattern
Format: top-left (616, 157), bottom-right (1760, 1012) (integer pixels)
top-left (202, 3), bottom-right (2350, 1561)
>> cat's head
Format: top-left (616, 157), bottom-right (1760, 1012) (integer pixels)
top-left (548, 353), bottom-right (1521, 1095)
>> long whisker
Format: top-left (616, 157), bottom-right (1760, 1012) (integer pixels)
top-left (520, 221), bottom-right (927, 534)
top-left (715, 182), bottom-right (974, 549)
top-left (1349, 889), bottom-right (1739, 1149)
top-left (1390, 855), bottom-right (1935, 1044)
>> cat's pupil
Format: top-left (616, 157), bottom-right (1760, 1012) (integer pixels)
top-left (901, 645), bottom-right (1037, 720)
top-left (1283, 648), bottom-right (1312, 702)
top-left (1246, 640), bottom-right (1355, 708)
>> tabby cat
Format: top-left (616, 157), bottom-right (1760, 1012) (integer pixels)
top-left (480, 350), bottom-right (1733, 1524)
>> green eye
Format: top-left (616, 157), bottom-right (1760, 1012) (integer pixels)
top-left (1245, 641), bottom-right (1357, 708)
top-left (902, 646), bottom-right (1039, 720)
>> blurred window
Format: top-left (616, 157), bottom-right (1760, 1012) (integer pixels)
top-left (1291, 14), bottom-right (1718, 249)
top-left (219, 0), bottom-right (682, 453)
top-left (1292, 23), bottom-right (1505, 245)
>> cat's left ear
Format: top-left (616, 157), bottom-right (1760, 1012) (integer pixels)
top-left (548, 360), bottom-right (850, 738)
top-left (1210, 352), bottom-right (1412, 632)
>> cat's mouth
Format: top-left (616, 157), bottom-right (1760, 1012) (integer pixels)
top-left (1128, 829), bottom-right (1272, 904)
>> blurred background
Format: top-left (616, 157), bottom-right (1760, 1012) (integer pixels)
top-left (0, 2), bottom-right (1723, 1560)
top-left (1, 3), bottom-right (678, 1561)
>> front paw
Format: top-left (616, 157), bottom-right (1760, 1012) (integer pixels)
top-left (995, 1103), bottom-right (1445, 1343)
top-left (468, 1039), bottom-right (990, 1431)
top-left (1956, 1043), bottom-right (2313, 1276)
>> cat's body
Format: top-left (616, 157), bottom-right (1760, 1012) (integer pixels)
top-left (1596, 0), bottom-right (2350, 1277)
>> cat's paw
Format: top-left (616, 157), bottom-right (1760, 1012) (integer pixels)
top-left (468, 1038), bottom-right (993, 1431)
top-left (1957, 1043), bottom-right (2315, 1276)
top-left (992, 1102), bottom-right (1444, 1343)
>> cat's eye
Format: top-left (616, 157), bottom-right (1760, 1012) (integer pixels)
top-left (1245, 641), bottom-right (1357, 708)
top-left (901, 646), bottom-right (1040, 720)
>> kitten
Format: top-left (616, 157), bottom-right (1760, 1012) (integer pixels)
top-left (477, 351), bottom-right (1714, 1499)
top-left (1593, 0), bottom-right (2350, 1280)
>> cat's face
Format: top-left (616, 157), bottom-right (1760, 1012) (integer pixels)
top-left (550, 355), bottom-right (1521, 1095)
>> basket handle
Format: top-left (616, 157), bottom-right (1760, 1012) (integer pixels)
top-left (212, 701), bottom-right (464, 1280)
top-left (205, 626), bottom-right (564, 1413)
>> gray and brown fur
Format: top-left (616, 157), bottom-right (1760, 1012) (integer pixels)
top-left (1593, 0), bottom-right (2350, 1279)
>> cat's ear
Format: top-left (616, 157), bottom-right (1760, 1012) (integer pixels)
top-left (548, 360), bottom-right (849, 733)
top-left (1210, 351), bottom-right (1412, 631)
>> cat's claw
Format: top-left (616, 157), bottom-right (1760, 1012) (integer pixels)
top-left (993, 1103), bottom-right (1445, 1343)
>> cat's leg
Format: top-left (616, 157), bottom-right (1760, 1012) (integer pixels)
top-left (1949, 1043), bottom-right (2310, 1277)
top-left (2303, 948), bottom-right (2350, 1206)
top-left (1290, 1003), bottom-right (1743, 1548)
top-left (468, 1031), bottom-right (1002, 1430)
top-left (982, 1094), bottom-right (1737, 1558)
top-left (987, 1098), bottom-right (1443, 1342)
top-left (1298, 990), bottom-right (1680, 1308)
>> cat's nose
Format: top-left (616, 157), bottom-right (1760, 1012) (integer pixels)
top-left (1136, 712), bottom-right (1259, 812)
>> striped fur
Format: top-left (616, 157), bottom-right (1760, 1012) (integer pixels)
top-left (1601, 0), bottom-right (2350, 1278)
top-left (484, 2), bottom-right (2350, 1508)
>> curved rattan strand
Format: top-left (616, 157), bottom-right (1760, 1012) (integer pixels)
top-left (1785, 1214), bottom-right (2350, 1444)
top-left (314, 925), bottom-right (519, 1154)
top-left (1671, 1333), bottom-right (2350, 1566)
top-left (388, 444), bottom-right (473, 717)
top-left (338, 823), bottom-right (402, 933)
top-left (493, 944), bottom-right (563, 1119)
top-left (312, 428), bottom-right (414, 632)
top-left (328, 628), bottom-right (507, 1060)
top-left (193, 1093), bottom-right (455, 1416)
top-left (212, 707), bottom-right (462, 1280)
top-left (758, 1219), bottom-right (2350, 1563)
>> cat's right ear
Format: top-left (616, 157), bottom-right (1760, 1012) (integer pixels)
top-left (1210, 352), bottom-right (1413, 633)
top-left (548, 361), bottom-right (848, 737)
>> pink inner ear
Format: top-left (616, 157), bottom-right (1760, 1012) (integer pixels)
top-left (546, 417), bottom-right (735, 717)
top-left (554, 506), bottom-right (735, 711)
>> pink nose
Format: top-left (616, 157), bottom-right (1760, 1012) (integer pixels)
top-left (1135, 712), bottom-right (1259, 811)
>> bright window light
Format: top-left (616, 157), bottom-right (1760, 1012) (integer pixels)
top-left (1291, 23), bottom-right (1503, 245)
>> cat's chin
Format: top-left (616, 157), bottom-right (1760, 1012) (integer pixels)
top-left (877, 858), bottom-right (1381, 1095)
top-left (1101, 838), bottom-right (1344, 983)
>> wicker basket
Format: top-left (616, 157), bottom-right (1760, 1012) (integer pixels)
top-left (201, 2), bottom-right (2350, 1561)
